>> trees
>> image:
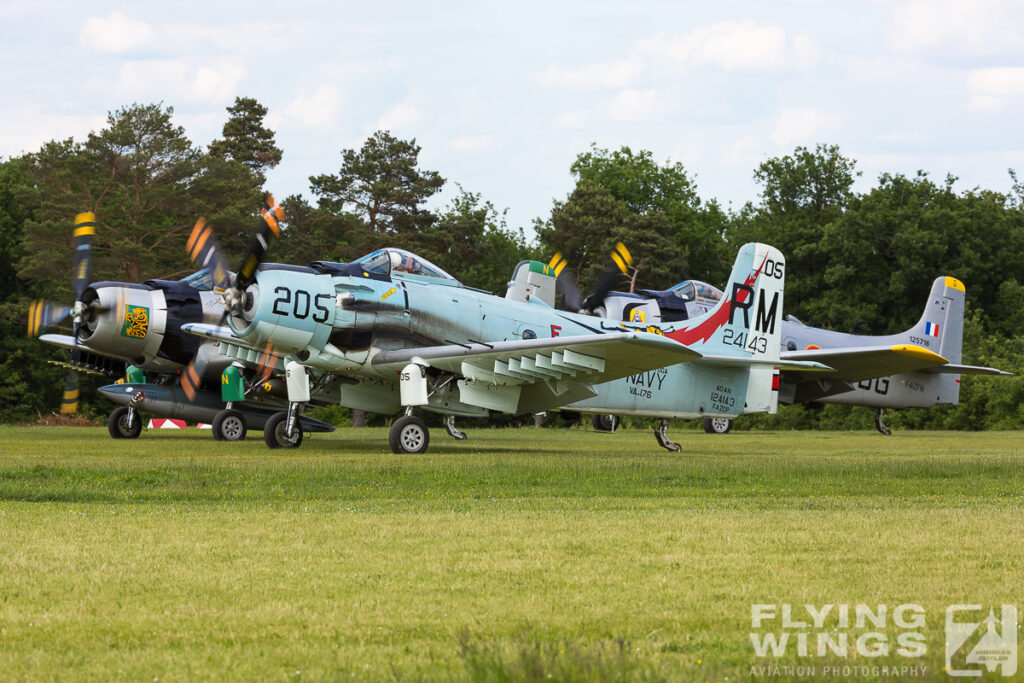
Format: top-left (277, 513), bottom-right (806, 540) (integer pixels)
top-left (208, 97), bottom-right (282, 185)
top-left (18, 102), bottom-right (267, 289)
top-left (539, 145), bottom-right (726, 299)
top-left (730, 144), bottom-right (859, 325)
top-left (309, 131), bottom-right (444, 238)
top-left (419, 188), bottom-right (533, 293)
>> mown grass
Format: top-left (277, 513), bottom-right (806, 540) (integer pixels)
top-left (0, 426), bottom-right (1022, 681)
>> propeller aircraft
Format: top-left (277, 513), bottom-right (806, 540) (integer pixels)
top-left (569, 272), bottom-right (1010, 437)
top-left (28, 202), bottom-right (335, 440)
top-left (162, 203), bottom-right (828, 453)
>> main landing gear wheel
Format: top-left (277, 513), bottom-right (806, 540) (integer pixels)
top-left (212, 409), bottom-right (247, 442)
top-left (591, 414), bottom-right (619, 432)
top-left (874, 409), bottom-right (892, 436)
top-left (703, 417), bottom-right (732, 434)
top-left (108, 407), bottom-right (142, 439)
top-left (263, 411), bottom-right (303, 449)
top-left (389, 415), bottom-right (430, 454)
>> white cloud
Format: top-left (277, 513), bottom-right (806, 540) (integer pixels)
top-left (769, 108), bottom-right (844, 148)
top-left (278, 86), bottom-right (343, 128)
top-left (606, 89), bottom-right (665, 122)
top-left (638, 21), bottom-right (819, 71)
top-left (80, 12), bottom-right (157, 54)
top-left (966, 67), bottom-right (1024, 111)
top-left (554, 111), bottom-right (589, 129)
top-left (890, 0), bottom-right (1023, 55)
top-left (114, 60), bottom-right (245, 104)
top-left (538, 57), bottom-right (644, 90)
top-left (376, 100), bottom-right (423, 131)
top-left (451, 135), bottom-right (492, 151)
top-left (0, 106), bottom-right (106, 157)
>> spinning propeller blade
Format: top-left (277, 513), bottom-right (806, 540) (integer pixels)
top-left (27, 212), bottom-right (97, 338)
top-left (186, 216), bottom-right (232, 290)
top-left (27, 213), bottom-right (98, 415)
top-left (181, 194), bottom-right (284, 402)
top-left (583, 242), bottom-right (632, 311)
top-left (547, 252), bottom-right (584, 311)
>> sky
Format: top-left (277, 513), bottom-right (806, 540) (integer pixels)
top-left (2, 1), bottom-right (1023, 237)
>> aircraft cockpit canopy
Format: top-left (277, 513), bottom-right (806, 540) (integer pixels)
top-left (357, 248), bottom-right (457, 282)
top-left (670, 280), bottom-right (722, 303)
top-left (180, 268), bottom-right (218, 291)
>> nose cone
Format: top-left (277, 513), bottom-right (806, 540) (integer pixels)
top-left (98, 383), bottom-right (139, 405)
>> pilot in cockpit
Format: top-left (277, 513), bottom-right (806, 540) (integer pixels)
top-left (390, 250), bottom-right (419, 274)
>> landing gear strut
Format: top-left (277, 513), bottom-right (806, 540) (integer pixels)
top-left (443, 415), bottom-right (467, 441)
top-left (654, 419), bottom-right (681, 452)
top-left (874, 409), bottom-right (892, 436)
top-left (264, 361), bottom-right (309, 449)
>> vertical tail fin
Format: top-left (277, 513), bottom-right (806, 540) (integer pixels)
top-left (665, 243), bottom-right (785, 414)
top-left (665, 242), bottom-right (785, 359)
top-left (905, 276), bottom-right (965, 365)
top-left (903, 276), bottom-right (966, 404)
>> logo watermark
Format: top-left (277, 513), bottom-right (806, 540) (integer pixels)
top-left (946, 605), bottom-right (1017, 677)
top-left (748, 603), bottom-right (1019, 678)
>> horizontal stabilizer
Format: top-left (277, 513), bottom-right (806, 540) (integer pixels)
top-left (782, 344), bottom-right (948, 381)
top-left (922, 363), bottom-right (1013, 376)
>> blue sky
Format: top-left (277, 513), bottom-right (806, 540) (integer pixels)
top-left (2, 1), bottom-right (1023, 235)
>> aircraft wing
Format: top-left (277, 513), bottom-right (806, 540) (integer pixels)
top-left (780, 344), bottom-right (948, 382)
top-left (372, 332), bottom-right (706, 414)
top-left (695, 355), bottom-right (833, 372)
top-left (371, 331), bottom-right (701, 382)
top-left (921, 363), bottom-right (1013, 376)
top-left (182, 323), bottom-right (245, 346)
top-left (39, 333), bottom-right (80, 351)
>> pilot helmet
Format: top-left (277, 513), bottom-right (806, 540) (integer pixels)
top-left (389, 250), bottom-right (402, 271)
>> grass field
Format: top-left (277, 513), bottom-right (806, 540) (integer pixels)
top-left (0, 425), bottom-right (1022, 681)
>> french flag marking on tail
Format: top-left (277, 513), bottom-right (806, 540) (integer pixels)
top-left (925, 322), bottom-right (940, 337)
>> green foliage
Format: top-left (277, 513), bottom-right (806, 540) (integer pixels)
top-left (18, 103), bottom-right (264, 288)
top-left (730, 143), bottom-right (859, 321)
top-left (541, 145), bottom-right (728, 298)
top-left (208, 96), bottom-right (282, 185)
top-left (309, 130), bottom-right (444, 236)
top-left (275, 193), bottom-right (363, 265)
top-left (418, 187), bottom-right (535, 292)
top-left (571, 144), bottom-right (698, 214)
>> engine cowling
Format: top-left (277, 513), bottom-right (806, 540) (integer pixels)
top-left (228, 267), bottom-right (336, 355)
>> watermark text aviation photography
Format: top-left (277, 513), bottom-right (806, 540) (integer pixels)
top-left (749, 603), bottom-right (1018, 678)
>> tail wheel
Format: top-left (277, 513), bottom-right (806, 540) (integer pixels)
top-left (263, 411), bottom-right (303, 449)
top-left (591, 414), bottom-right (619, 432)
top-left (702, 417), bottom-right (732, 434)
top-left (212, 409), bottom-right (247, 442)
top-left (389, 415), bottom-right (430, 454)
top-left (108, 407), bottom-right (142, 439)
